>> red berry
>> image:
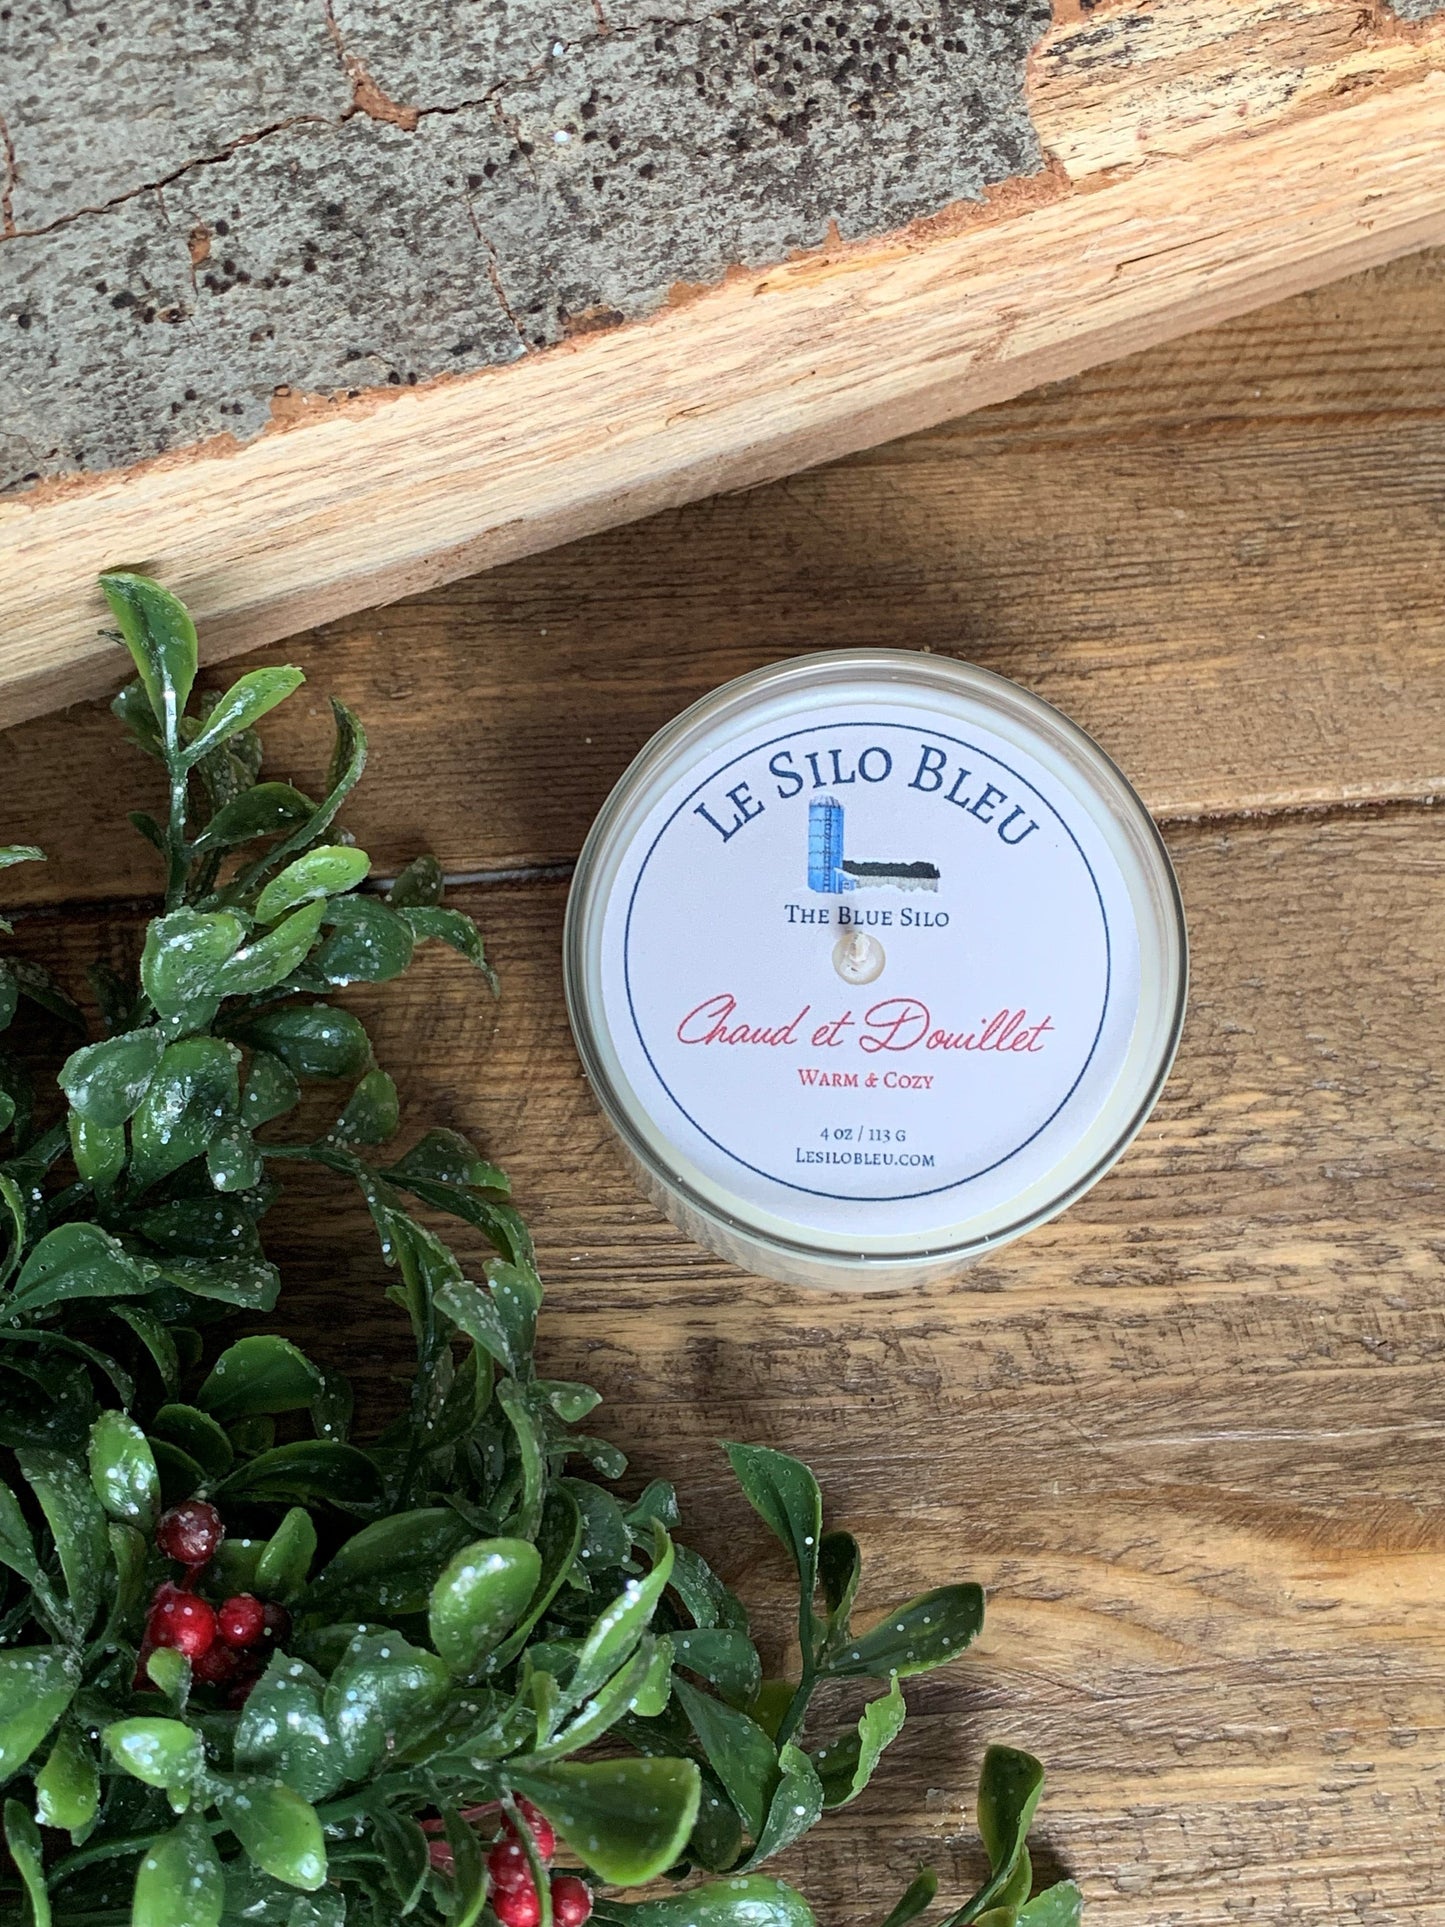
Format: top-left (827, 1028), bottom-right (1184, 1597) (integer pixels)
top-left (512, 1799), bottom-right (556, 1862)
top-left (492, 1883), bottom-right (541, 1927)
top-left (259, 1600), bottom-right (291, 1648)
top-left (192, 1641), bottom-right (243, 1687)
top-left (487, 1839), bottom-right (534, 1894)
top-left (550, 1876), bottom-right (593, 1927)
top-left (217, 1594), bottom-right (266, 1648)
top-left (147, 1583), bottom-right (216, 1658)
top-left (155, 1501), bottom-right (224, 1571)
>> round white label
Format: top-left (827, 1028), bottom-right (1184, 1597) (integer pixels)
top-left (595, 699), bottom-right (1145, 1245)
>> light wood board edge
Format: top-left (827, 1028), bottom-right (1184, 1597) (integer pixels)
top-left (2, 63), bottom-right (1444, 727)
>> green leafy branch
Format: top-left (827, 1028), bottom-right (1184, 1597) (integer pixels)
top-left (0, 575), bottom-right (1082, 1927)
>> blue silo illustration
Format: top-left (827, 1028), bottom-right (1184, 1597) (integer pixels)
top-left (808, 797), bottom-right (856, 894)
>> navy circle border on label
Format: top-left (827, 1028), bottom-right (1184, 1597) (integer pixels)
top-left (620, 718), bottom-right (1115, 1205)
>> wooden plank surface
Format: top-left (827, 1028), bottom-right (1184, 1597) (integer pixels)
top-left (2, 5), bottom-right (1445, 728)
top-left (3, 250), bottom-right (1444, 1921)
top-left (8, 818), bottom-right (1444, 1919)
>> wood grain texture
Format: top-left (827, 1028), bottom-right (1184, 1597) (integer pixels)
top-left (4, 248), bottom-right (1444, 907)
top-left (2, 249), bottom-right (1443, 1922)
top-left (5, 809), bottom-right (1444, 1923)
top-left (1, 13), bottom-right (1444, 727)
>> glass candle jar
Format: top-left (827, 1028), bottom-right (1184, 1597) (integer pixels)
top-left (565, 650), bottom-right (1187, 1290)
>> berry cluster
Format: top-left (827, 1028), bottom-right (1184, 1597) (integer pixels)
top-left (138, 1500), bottom-right (289, 1705)
top-left (145, 1510), bottom-right (590, 1919)
top-left (426, 1801), bottom-right (592, 1925)
top-left (488, 1803), bottom-right (593, 1927)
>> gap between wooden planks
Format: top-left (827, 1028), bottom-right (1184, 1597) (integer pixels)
top-left (1, 20), bottom-right (1444, 728)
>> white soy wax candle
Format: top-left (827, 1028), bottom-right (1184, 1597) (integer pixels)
top-left (564, 651), bottom-right (1187, 1290)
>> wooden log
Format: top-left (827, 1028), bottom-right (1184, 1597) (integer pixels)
top-left (1, 1), bottom-right (1444, 725)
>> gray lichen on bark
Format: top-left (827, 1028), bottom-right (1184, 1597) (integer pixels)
top-left (1, 0), bottom-right (1051, 492)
